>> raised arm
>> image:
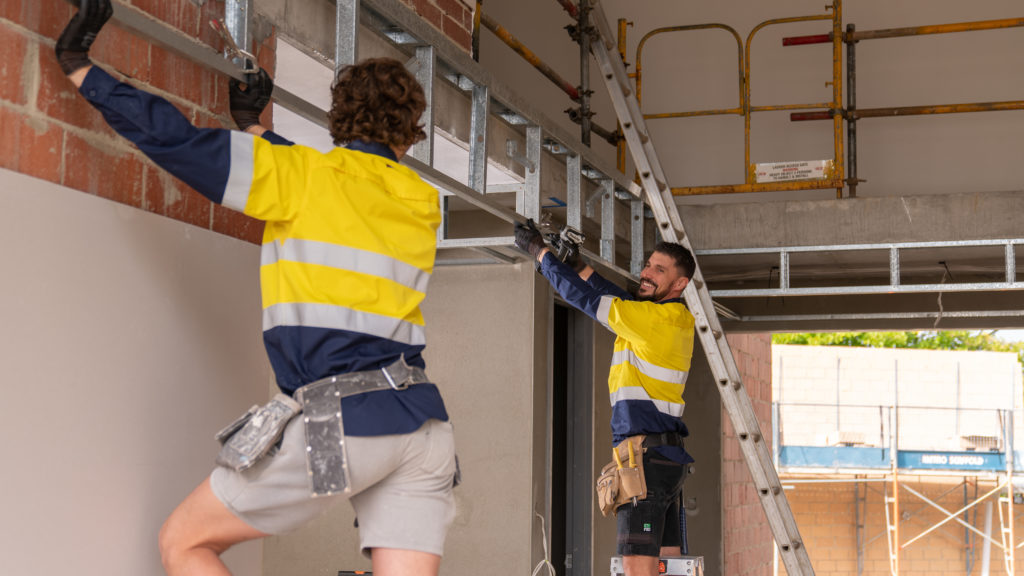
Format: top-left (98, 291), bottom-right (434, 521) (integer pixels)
top-left (57, 0), bottom-right (307, 218)
top-left (513, 219), bottom-right (632, 323)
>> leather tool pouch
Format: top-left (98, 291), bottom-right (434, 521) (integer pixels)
top-left (596, 461), bottom-right (621, 516)
top-left (595, 435), bottom-right (647, 516)
top-left (215, 393), bottom-right (301, 472)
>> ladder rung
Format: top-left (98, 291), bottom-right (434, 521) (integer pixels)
top-left (603, 69), bottom-right (632, 98)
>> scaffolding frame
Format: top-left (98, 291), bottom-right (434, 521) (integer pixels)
top-left (624, 0), bottom-right (1024, 199)
top-left (776, 400), bottom-right (1020, 575)
top-left (630, 5), bottom-right (845, 198)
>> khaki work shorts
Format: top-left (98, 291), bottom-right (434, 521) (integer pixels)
top-left (211, 416), bottom-right (457, 557)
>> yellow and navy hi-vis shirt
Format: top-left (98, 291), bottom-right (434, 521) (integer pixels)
top-left (81, 67), bottom-right (448, 436)
top-left (539, 253), bottom-right (695, 462)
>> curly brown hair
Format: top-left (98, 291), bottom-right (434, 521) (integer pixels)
top-left (327, 57), bottom-right (427, 150)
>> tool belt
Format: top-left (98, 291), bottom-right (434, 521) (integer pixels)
top-left (215, 357), bottom-right (429, 497)
top-left (596, 436), bottom-right (647, 517)
top-left (642, 432), bottom-right (686, 450)
top-left (595, 433), bottom-right (686, 517)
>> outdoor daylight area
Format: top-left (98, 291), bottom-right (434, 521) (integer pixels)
top-left (772, 331), bottom-right (1024, 575)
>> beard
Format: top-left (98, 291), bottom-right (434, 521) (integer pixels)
top-left (633, 281), bottom-right (665, 302)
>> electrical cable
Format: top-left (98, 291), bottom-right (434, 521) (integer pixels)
top-left (531, 511), bottom-right (557, 576)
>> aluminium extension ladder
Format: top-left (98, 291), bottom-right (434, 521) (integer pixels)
top-left (588, 2), bottom-right (815, 574)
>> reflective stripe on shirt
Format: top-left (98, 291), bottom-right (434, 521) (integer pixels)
top-left (596, 294), bottom-right (615, 329)
top-left (261, 239), bottom-right (431, 294)
top-left (263, 302), bottom-right (427, 346)
top-left (222, 131), bottom-right (255, 211)
top-left (610, 348), bottom-right (689, 385)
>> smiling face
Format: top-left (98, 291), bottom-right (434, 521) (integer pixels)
top-left (637, 250), bottom-right (690, 302)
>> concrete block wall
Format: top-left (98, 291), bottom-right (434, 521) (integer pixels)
top-left (0, 0), bottom-right (274, 244)
top-left (785, 483), bottom-right (862, 575)
top-left (723, 334), bottom-right (774, 576)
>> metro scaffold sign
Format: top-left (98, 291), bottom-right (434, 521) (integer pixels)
top-left (898, 450), bottom-right (1006, 471)
top-left (754, 159), bottom-right (833, 183)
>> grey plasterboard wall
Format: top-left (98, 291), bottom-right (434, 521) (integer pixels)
top-left (0, 168), bottom-right (268, 576)
top-left (590, 324), bottom-right (618, 567)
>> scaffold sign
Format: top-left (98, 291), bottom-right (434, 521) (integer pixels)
top-left (899, 450), bottom-right (1004, 471)
top-left (754, 160), bottom-right (831, 183)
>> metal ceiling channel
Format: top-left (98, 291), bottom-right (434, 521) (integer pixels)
top-left (353, 0), bottom-right (647, 277)
top-left (698, 239), bottom-right (1024, 298)
top-left (104, 0), bottom-right (647, 279)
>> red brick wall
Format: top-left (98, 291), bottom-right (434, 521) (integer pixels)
top-left (723, 333), bottom-right (775, 576)
top-left (402, 0), bottom-right (475, 52)
top-left (0, 1), bottom-right (273, 244)
top-left (2, 1), bottom-right (475, 241)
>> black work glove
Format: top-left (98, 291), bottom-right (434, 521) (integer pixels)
top-left (514, 218), bottom-right (547, 259)
top-left (562, 243), bottom-right (587, 273)
top-left (55, 0), bottom-right (113, 75)
top-left (229, 68), bottom-right (274, 131)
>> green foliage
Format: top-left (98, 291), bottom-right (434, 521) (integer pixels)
top-left (772, 330), bottom-right (1024, 366)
